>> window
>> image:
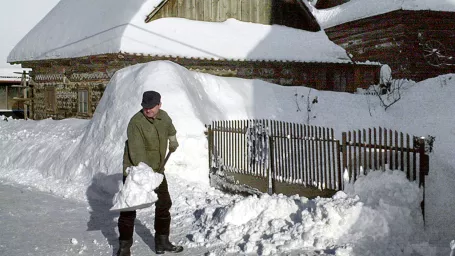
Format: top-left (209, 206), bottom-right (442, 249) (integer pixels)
top-left (45, 87), bottom-right (56, 112)
top-left (0, 86), bottom-right (6, 109)
top-left (333, 70), bottom-right (347, 92)
top-left (78, 90), bottom-right (89, 114)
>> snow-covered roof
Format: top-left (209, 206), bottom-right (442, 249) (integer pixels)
top-left (311, 0), bottom-right (455, 29)
top-left (0, 67), bottom-right (30, 83)
top-left (8, 0), bottom-right (352, 64)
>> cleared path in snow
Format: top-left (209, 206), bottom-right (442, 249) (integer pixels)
top-left (0, 181), bottom-right (208, 256)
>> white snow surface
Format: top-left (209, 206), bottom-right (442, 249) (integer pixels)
top-left (7, 0), bottom-right (350, 63)
top-left (1, 60), bottom-right (455, 255)
top-left (110, 162), bottom-right (163, 211)
top-left (311, 0), bottom-right (455, 28)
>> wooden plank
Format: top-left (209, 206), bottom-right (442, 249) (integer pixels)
top-left (406, 134), bottom-right (416, 180)
top-left (274, 120), bottom-right (279, 180)
top-left (389, 130), bottom-right (393, 170)
top-left (311, 126), bottom-right (316, 186)
top-left (204, 0), bottom-right (212, 21)
top-left (316, 127), bottom-right (321, 186)
top-left (368, 129), bottom-right (372, 170)
top-left (353, 130), bottom-right (357, 180)
top-left (412, 136), bottom-right (417, 182)
top-left (373, 128), bottom-right (378, 170)
top-left (194, 0), bottom-right (203, 20)
top-left (400, 132), bottom-right (404, 172)
top-left (362, 129), bottom-right (367, 174)
top-left (336, 138), bottom-right (342, 190)
top-left (328, 128), bottom-right (334, 189)
top-left (176, 0), bottom-right (184, 18)
top-left (394, 131), bottom-right (398, 169)
top-left (212, 0), bottom-right (220, 22)
top-left (384, 128), bottom-right (388, 168)
top-left (286, 122), bottom-right (292, 182)
top-left (259, 0), bottom-right (272, 24)
top-left (292, 123), bottom-right (299, 183)
top-left (297, 124), bottom-right (303, 184)
top-left (279, 121), bottom-right (285, 181)
top-left (241, 0), bottom-right (250, 22)
top-left (379, 127), bottom-right (383, 170)
top-left (219, 0), bottom-right (228, 21)
top-left (341, 132), bottom-right (347, 187)
top-left (251, 0), bottom-right (259, 23)
top-left (304, 125), bottom-right (309, 185)
top-left (323, 128), bottom-right (328, 189)
top-left (348, 131), bottom-right (352, 180)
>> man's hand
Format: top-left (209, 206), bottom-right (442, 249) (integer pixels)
top-left (168, 135), bottom-right (179, 152)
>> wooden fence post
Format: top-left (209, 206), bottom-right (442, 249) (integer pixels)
top-left (268, 136), bottom-right (274, 195)
top-left (206, 124), bottom-right (213, 171)
top-left (417, 137), bottom-right (429, 226)
top-left (341, 132), bottom-right (348, 189)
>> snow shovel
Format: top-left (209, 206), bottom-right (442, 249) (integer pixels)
top-left (110, 152), bottom-right (173, 212)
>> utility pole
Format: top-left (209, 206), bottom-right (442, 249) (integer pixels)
top-left (12, 70), bottom-right (30, 120)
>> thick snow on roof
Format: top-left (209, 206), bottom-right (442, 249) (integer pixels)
top-left (8, 0), bottom-right (351, 64)
top-left (312, 0), bottom-right (455, 29)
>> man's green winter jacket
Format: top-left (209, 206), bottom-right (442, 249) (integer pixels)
top-left (123, 109), bottom-right (176, 175)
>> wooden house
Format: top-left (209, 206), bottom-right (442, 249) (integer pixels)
top-left (312, 0), bottom-right (455, 82)
top-left (0, 68), bottom-right (30, 118)
top-left (8, 0), bottom-right (380, 120)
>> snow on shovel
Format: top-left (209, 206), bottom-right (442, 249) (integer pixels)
top-left (110, 152), bottom-right (172, 212)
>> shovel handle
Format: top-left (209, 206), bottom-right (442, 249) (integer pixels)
top-left (158, 151), bottom-right (172, 172)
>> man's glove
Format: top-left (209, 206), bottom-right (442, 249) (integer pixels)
top-left (168, 135), bottom-right (179, 152)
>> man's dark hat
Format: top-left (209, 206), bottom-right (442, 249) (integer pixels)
top-left (141, 91), bottom-right (161, 108)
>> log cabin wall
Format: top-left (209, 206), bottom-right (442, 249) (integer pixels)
top-left (23, 55), bottom-right (379, 120)
top-left (325, 10), bottom-right (455, 82)
top-left (148, 0), bottom-right (320, 31)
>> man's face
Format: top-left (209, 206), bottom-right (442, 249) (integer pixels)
top-left (143, 103), bottom-right (161, 118)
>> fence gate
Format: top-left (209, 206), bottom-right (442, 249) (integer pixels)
top-left (206, 120), bottom-right (430, 202)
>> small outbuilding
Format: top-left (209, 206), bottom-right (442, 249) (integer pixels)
top-left (311, 0), bottom-right (455, 81)
top-left (0, 68), bottom-right (30, 118)
top-left (9, 0), bottom-right (380, 120)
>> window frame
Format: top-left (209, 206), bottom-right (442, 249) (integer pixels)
top-left (45, 86), bottom-right (56, 113)
top-left (77, 89), bottom-right (90, 115)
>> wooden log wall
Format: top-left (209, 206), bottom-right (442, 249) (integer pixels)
top-left (22, 54), bottom-right (379, 119)
top-left (149, 0), bottom-right (320, 31)
top-left (325, 10), bottom-right (455, 82)
top-left (151, 0), bottom-right (272, 23)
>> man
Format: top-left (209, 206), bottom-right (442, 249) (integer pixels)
top-left (117, 91), bottom-right (183, 255)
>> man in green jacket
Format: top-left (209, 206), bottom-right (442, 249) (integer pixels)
top-left (117, 91), bottom-right (183, 255)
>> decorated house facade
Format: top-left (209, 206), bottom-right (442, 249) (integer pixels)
top-left (9, 0), bottom-right (380, 120)
top-left (312, 0), bottom-right (455, 82)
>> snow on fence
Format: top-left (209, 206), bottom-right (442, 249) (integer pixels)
top-left (206, 120), bottom-right (430, 197)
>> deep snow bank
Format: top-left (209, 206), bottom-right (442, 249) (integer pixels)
top-left (184, 170), bottom-right (429, 256)
top-left (0, 60), bottom-right (385, 197)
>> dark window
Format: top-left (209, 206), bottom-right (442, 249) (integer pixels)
top-left (45, 87), bottom-right (56, 112)
top-left (78, 90), bottom-right (89, 114)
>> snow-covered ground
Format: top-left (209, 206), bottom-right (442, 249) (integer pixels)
top-left (1, 60), bottom-right (454, 255)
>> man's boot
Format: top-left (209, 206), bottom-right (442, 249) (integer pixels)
top-left (155, 235), bottom-right (183, 254)
top-left (117, 239), bottom-right (133, 256)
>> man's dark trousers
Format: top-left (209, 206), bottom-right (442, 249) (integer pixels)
top-left (118, 175), bottom-right (172, 240)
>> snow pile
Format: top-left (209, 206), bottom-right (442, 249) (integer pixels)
top-left (184, 170), bottom-right (430, 255)
top-left (1, 60), bottom-right (455, 254)
top-left (111, 162), bottom-right (163, 211)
